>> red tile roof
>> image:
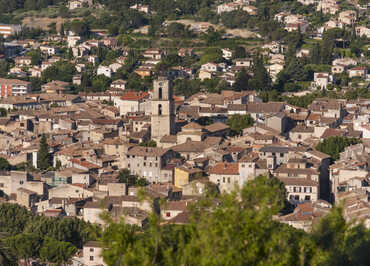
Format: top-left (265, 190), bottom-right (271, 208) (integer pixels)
top-left (209, 162), bottom-right (239, 175)
top-left (121, 91), bottom-right (149, 101)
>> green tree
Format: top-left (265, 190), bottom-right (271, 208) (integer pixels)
top-left (233, 46), bottom-right (247, 59)
top-left (40, 238), bottom-right (77, 265)
top-left (316, 136), bottom-right (360, 160)
top-left (139, 140), bottom-right (157, 147)
top-left (7, 233), bottom-right (42, 265)
top-left (249, 54), bottom-right (271, 91)
top-left (0, 238), bottom-right (16, 266)
top-left (37, 134), bottom-right (50, 170)
top-left (226, 114), bottom-right (255, 135)
top-left (28, 49), bottom-right (42, 66)
top-left (233, 68), bottom-right (250, 91)
top-left (0, 107), bottom-right (7, 117)
top-left (117, 169), bottom-right (148, 187)
top-left (200, 48), bottom-right (223, 65)
top-left (0, 157), bottom-right (11, 171)
top-left (117, 169), bottom-right (132, 184)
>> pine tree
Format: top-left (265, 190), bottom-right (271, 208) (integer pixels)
top-left (37, 134), bottom-right (50, 170)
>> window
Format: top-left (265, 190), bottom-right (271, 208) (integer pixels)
top-left (280, 153), bottom-right (284, 157)
top-left (143, 162), bottom-right (146, 166)
top-left (158, 104), bottom-right (162, 115)
top-left (241, 164), bottom-right (245, 168)
top-left (128, 164), bottom-right (130, 168)
top-left (150, 162), bottom-right (152, 167)
top-left (294, 195), bottom-right (299, 200)
top-left (304, 187), bottom-right (307, 193)
top-left (90, 256), bottom-right (94, 261)
top-left (309, 187), bottom-right (312, 193)
top-left (20, 180), bottom-right (24, 185)
top-left (298, 134), bottom-right (301, 139)
top-left (227, 177), bottom-right (231, 183)
top-left (90, 248), bottom-right (94, 252)
top-left (305, 195), bottom-right (311, 201)
top-left (223, 177), bottom-right (225, 183)
top-left (159, 87), bottom-right (163, 99)
top-left (144, 156), bottom-right (147, 160)
top-left (155, 163), bottom-right (158, 167)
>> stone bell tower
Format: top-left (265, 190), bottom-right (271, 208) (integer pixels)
top-left (151, 76), bottom-right (175, 140)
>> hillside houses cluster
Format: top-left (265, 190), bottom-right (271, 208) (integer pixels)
top-left (0, 74), bottom-right (369, 234)
top-left (0, 0), bottom-right (369, 264)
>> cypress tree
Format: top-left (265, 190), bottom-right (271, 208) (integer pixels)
top-left (37, 134), bottom-right (50, 170)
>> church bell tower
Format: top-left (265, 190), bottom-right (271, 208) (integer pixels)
top-left (151, 77), bottom-right (175, 140)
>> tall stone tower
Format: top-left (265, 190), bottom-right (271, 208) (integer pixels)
top-left (151, 77), bottom-right (175, 140)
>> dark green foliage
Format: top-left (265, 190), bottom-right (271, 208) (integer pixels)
top-left (226, 114), bottom-right (254, 135)
top-left (0, 203), bottom-right (99, 264)
top-left (40, 238), bottom-right (77, 264)
top-left (7, 233), bottom-right (42, 264)
top-left (0, 108), bottom-right (7, 117)
top-left (0, 59), bottom-right (9, 77)
top-left (91, 75), bottom-right (112, 92)
top-left (200, 48), bottom-right (223, 65)
top-left (234, 68), bottom-right (250, 91)
top-left (27, 49), bottom-right (42, 66)
top-left (100, 173), bottom-right (370, 265)
top-left (41, 61), bottom-right (76, 82)
top-left (37, 134), bottom-right (50, 170)
top-left (139, 140), bottom-right (157, 147)
top-left (248, 54), bottom-right (271, 91)
top-left (233, 46), bottom-right (247, 59)
top-left (221, 10), bottom-right (250, 29)
top-left (167, 23), bottom-right (192, 38)
top-left (201, 27), bottom-right (224, 46)
top-left (316, 136), bottom-right (360, 160)
top-left (173, 79), bottom-right (201, 97)
top-left (0, 157), bottom-right (11, 171)
top-left (117, 169), bottom-right (148, 186)
top-left (0, 0), bottom-right (65, 13)
top-left (100, 176), bottom-right (300, 265)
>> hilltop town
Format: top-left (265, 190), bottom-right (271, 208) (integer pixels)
top-left (0, 0), bottom-right (370, 265)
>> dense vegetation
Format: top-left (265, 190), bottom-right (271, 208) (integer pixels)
top-left (0, 203), bottom-right (100, 264)
top-left (316, 136), bottom-right (361, 160)
top-left (226, 114), bottom-right (255, 136)
top-left (101, 175), bottom-right (370, 265)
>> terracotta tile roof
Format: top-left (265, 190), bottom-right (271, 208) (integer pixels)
top-left (290, 125), bottom-right (314, 133)
top-left (306, 113), bottom-right (321, 121)
top-left (246, 102), bottom-right (284, 113)
top-left (0, 78), bottom-right (30, 86)
top-left (205, 122), bottom-right (230, 132)
top-left (127, 146), bottom-right (169, 157)
top-left (209, 162), bottom-right (239, 175)
top-left (71, 159), bottom-right (101, 169)
top-left (163, 200), bottom-right (188, 211)
top-left (278, 177), bottom-right (318, 186)
top-left (321, 128), bottom-right (345, 139)
top-left (182, 122), bottom-right (203, 130)
top-left (121, 91), bottom-right (149, 101)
